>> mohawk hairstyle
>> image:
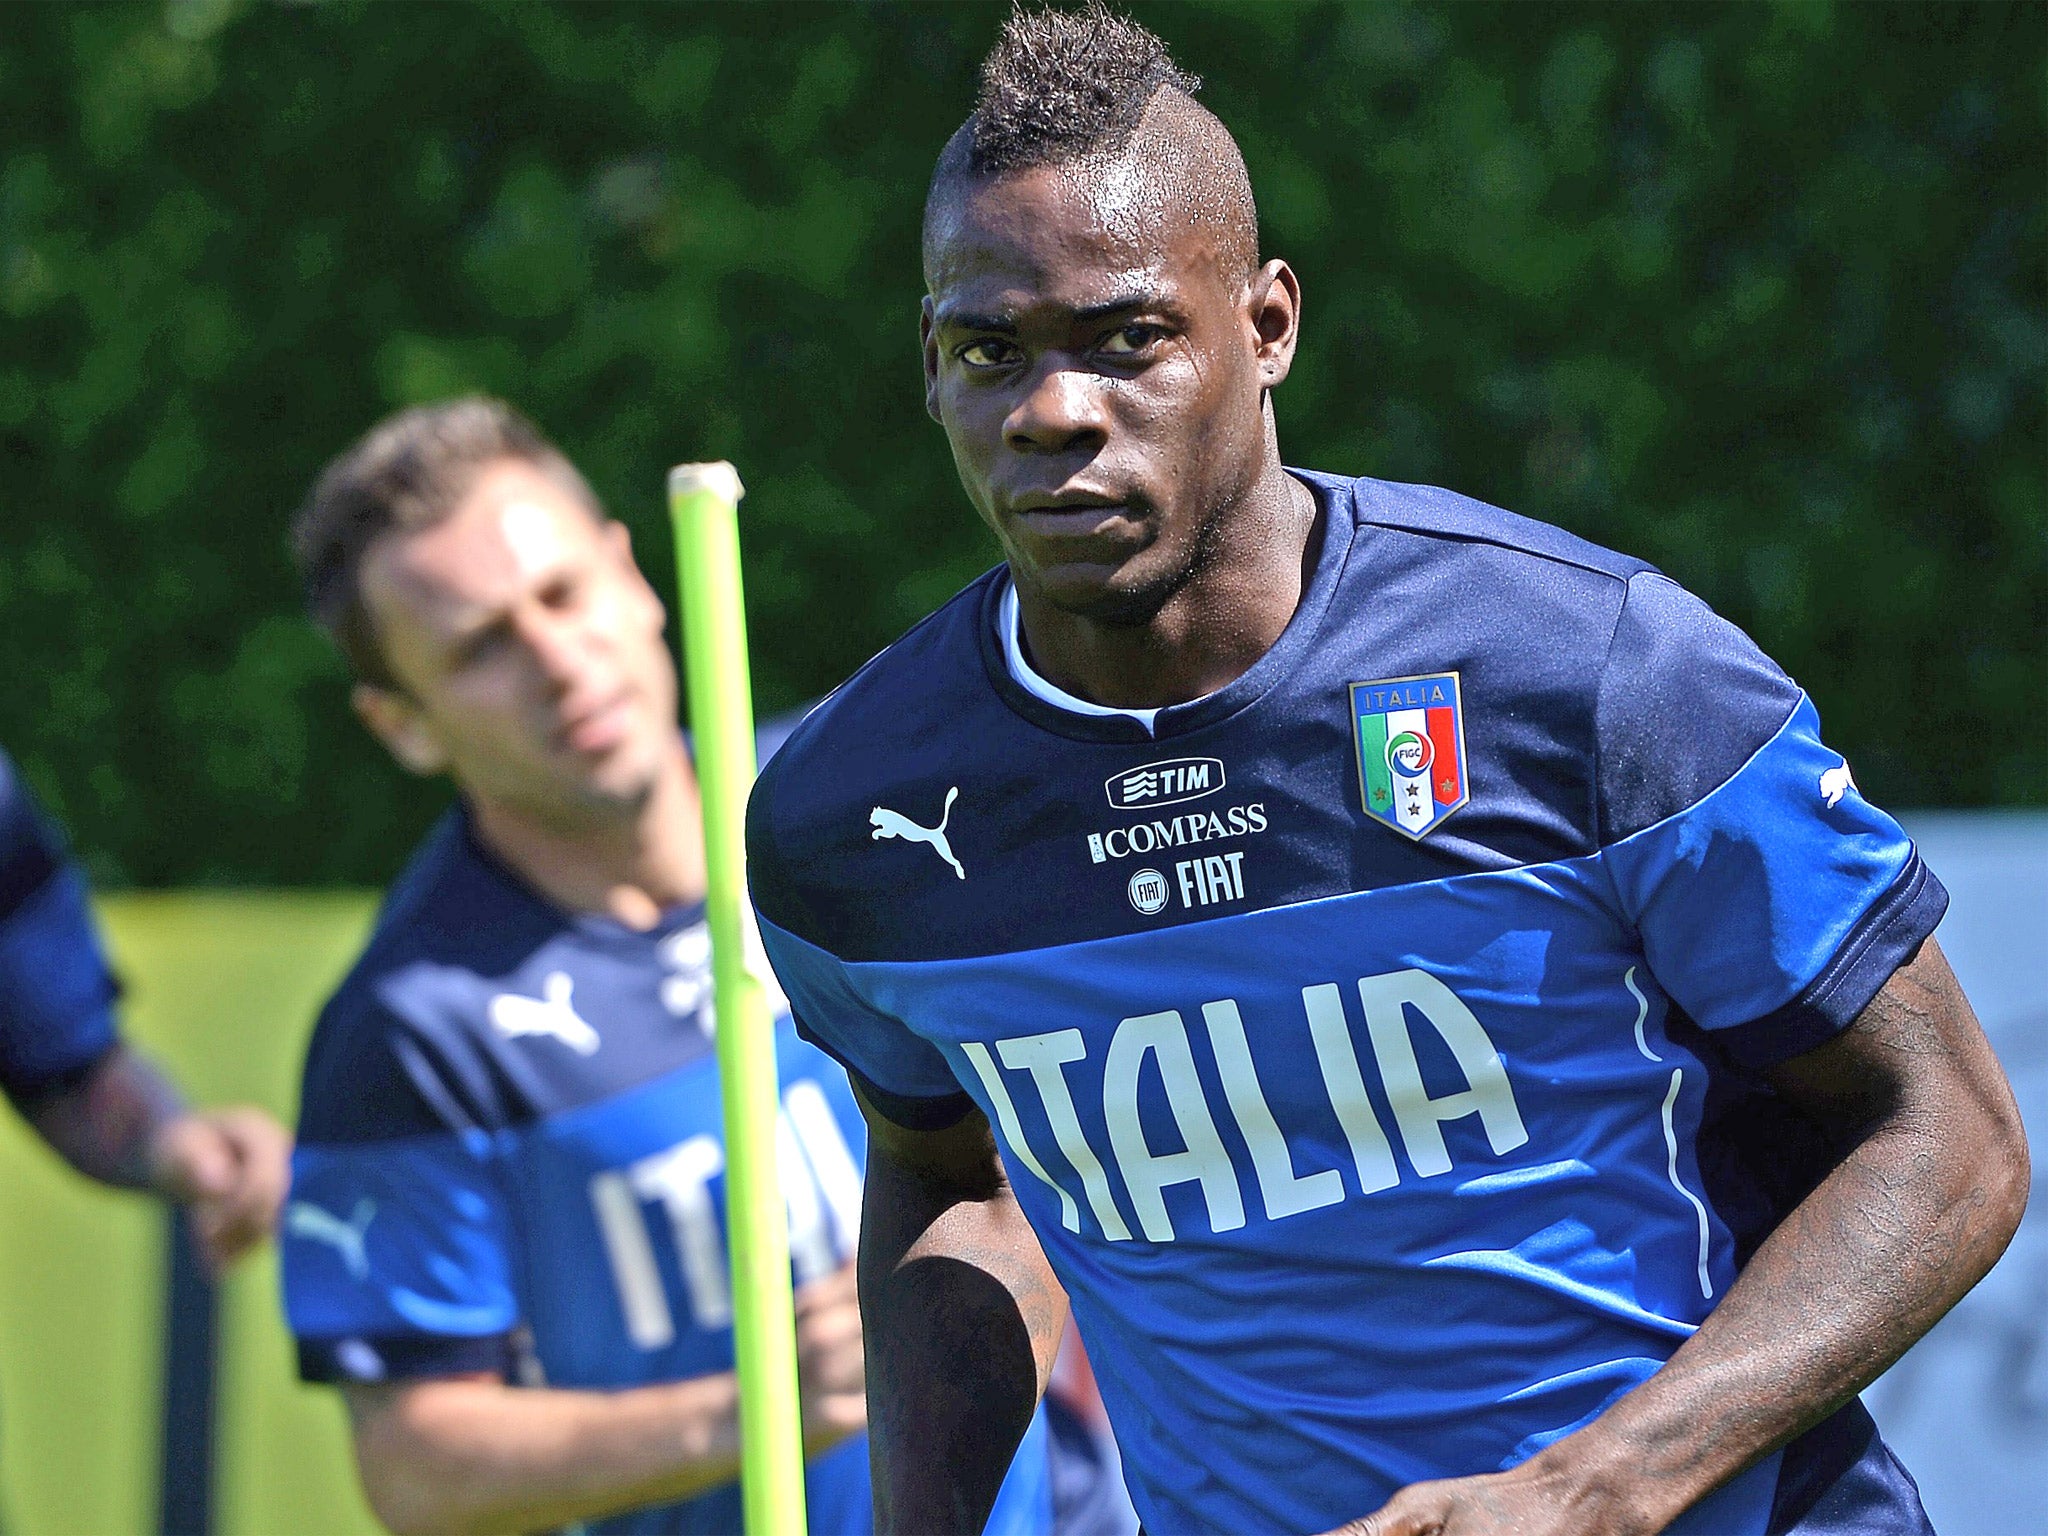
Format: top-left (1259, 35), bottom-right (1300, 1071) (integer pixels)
top-left (966, 1), bottom-right (1202, 174)
top-left (926, 2), bottom-right (1260, 278)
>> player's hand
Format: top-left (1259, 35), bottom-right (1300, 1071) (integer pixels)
top-left (1318, 1461), bottom-right (1653, 1536)
top-left (794, 1260), bottom-right (867, 1454)
top-left (148, 1106), bottom-right (294, 1273)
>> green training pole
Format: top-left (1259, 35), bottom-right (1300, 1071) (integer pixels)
top-left (667, 462), bottom-right (807, 1536)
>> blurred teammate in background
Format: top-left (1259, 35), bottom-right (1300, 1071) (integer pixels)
top-left (0, 748), bottom-right (289, 1266)
top-left (280, 398), bottom-right (1055, 1536)
top-left (745, 7), bottom-right (2028, 1536)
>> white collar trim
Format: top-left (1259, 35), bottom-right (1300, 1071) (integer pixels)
top-left (998, 583), bottom-right (1162, 735)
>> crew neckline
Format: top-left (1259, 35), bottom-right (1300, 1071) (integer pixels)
top-left (454, 807), bottom-right (708, 948)
top-left (976, 469), bottom-right (1358, 744)
top-left (999, 584), bottom-right (1177, 734)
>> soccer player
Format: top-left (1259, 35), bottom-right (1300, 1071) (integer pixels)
top-left (744, 8), bottom-right (2030, 1535)
top-left (280, 399), bottom-right (1053, 1536)
top-left (0, 747), bottom-right (290, 1267)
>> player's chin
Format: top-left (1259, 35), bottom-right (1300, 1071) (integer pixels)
top-left (1033, 554), bottom-right (1191, 628)
top-left (555, 738), bottom-right (664, 813)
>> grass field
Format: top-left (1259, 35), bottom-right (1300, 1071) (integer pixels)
top-left (0, 892), bottom-right (382, 1536)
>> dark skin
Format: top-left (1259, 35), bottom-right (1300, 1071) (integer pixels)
top-left (920, 157), bottom-right (1316, 709)
top-left (863, 130), bottom-right (2032, 1536)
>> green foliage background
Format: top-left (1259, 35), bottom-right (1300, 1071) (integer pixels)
top-left (1, 0), bottom-right (2041, 886)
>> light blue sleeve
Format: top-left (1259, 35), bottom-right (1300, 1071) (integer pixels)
top-left (756, 909), bottom-right (969, 1120)
top-left (1601, 695), bottom-right (1946, 1065)
top-left (282, 1129), bottom-right (521, 1381)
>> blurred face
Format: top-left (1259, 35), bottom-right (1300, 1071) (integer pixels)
top-left (922, 159), bottom-right (1296, 623)
top-left (354, 459), bottom-right (677, 824)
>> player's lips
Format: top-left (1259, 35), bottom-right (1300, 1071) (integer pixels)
top-left (558, 692), bottom-right (635, 755)
top-left (1006, 493), bottom-right (1141, 539)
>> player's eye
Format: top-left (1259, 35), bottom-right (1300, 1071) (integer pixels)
top-left (1099, 324), bottom-right (1164, 358)
top-left (956, 338), bottom-right (1021, 370)
top-left (452, 626), bottom-right (509, 669)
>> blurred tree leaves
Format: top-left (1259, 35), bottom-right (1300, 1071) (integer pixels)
top-left (0, 0), bottom-right (2039, 885)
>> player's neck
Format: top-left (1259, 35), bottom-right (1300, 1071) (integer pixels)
top-left (468, 746), bottom-right (708, 930)
top-left (1015, 460), bottom-right (1319, 713)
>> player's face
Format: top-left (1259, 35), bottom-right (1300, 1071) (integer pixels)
top-left (922, 160), bottom-right (1295, 623)
top-left (356, 460), bottom-right (678, 822)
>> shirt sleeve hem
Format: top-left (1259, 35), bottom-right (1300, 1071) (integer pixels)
top-left (789, 1013), bottom-right (974, 1131)
top-left (1713, 853), bottom-right (1949, 1070)
top-left (297, 1331), bottom-right (515, 1384)
top-left (2, 1032), bottom-right (121, 1112)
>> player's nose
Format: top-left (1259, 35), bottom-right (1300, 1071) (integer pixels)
top-left (515, 607), bottom-right (588, 692)
top-left (1003, 359), bottom-right (1109, 456)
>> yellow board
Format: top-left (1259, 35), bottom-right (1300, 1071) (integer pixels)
top-left (0, 891), bottom-right (383, 1536)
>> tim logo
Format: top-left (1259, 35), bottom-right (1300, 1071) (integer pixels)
top-left (1106, 756), bottom-right (1225, 812)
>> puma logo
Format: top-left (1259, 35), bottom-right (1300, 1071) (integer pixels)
top-left (1819, 761), bottom-right (1857, 809)
top-left (287, 1197), bottom-right (376, 1280)
top-left (489, 972), bottom-right (601, 1055)
top-left (870, 787), bottom-right (965, 880)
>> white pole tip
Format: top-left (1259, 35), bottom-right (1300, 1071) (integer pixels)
top-left (668, 462), bottom-right (745, 506)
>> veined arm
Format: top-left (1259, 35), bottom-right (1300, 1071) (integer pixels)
top-left (856, 1088), bottom-right (1066, 1535)
top-left (1336, 936), bottom-right (2028, 1536)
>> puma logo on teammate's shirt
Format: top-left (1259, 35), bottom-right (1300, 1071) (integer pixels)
top-left (1819, 760), bottom-right (1857, 809)
top-left (490, 971), bottom-right (601, 1055)
top-left (287, 1197), bottom-right (377, 1279)
top-left (870, 787), bottom-right (965, 879)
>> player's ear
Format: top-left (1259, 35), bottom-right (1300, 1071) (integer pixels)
top-left (601, 516), bottom-right (640, 572)
top-left (1247, 258), bottom-right (1301, 391)
top-left (601, 518), bottom-right (667, 625)
top-left (353, 684), bottom-right (449, 777)
top-left (920, 295), bottom-right (943, 424)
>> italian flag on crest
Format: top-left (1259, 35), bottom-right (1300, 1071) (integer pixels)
top-left (1350, 671), bottom-right (1469, 839)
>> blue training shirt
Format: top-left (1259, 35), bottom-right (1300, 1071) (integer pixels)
top-left (0, 750), bottom-right (119, 1108)
top-left (747, 472), bottom-right (1945, 1536)
top-left (282, 799), bottom-right (1052, 1536)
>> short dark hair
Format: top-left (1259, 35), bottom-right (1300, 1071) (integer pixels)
top-left (926, 3), bottom-right (1258, 277)
top-left (292, 396), bottom-right (600, 689)
top-left (964, 0), bottom-right (1201, 176)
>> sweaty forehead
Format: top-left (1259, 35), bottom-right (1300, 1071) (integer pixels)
top-left (926, 159), bottom-right (1226, 319)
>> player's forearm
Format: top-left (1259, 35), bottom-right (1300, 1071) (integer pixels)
top-left (1518, 946), bottom-right (2029, 1533)
top-left (347, 1373), bottom-right (741, 1536)
top-left (23, 1044), bottom-right (185, 1190)
top-left (860, 1132), bottom-right (1065, 1536)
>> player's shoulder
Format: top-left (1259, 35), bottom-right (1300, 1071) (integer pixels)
top-left (299, 814), bottom-right (554, 1146)
top-left (0, 747), bottom-right (65, 917)
top-left (1334, 471), bottom-right (1784, 701)
top-left (1343, 471), bottom-right (1655, 588)
top-left (749, 570), bottom-right (1009, 875)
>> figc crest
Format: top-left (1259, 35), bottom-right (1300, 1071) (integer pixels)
top-left (1350, 672), bottom-right (1469, 840)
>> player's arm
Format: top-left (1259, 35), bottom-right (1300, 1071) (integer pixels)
top-left (1341, 937), bottom-right (2027, 1536)
top-left (339, 1263), bottom-right (865, 1536)
top-left (0, 753), bottom-right (289, 1270)
top-left (20, 1043), bottom-right (291, 1268)
top-left (856, 1084), bottom-right (1066, 1536)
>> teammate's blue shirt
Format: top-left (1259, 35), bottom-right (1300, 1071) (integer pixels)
top-left (0, 750), bottom-right (120, 1108)
top-left (747, 472), bottom-right (1945, 1536)
top-left (282, 799), bottom-right (1052, 1536)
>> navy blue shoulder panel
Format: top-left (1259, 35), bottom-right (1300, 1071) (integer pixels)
top-left (751, 473), bottom-right (1747, 966)
top-left (299, 816), bottom-right (554, 1146)
top-left (1352, 476), bottom-right (1657, 582)
top-left (0, 750), bottom-right (64, 921)
top-left (1595, 573), bottom-right (1804, 844)
top-left (749, 567), bottom-right (1009, 957)
top-left (302, 809), bottom-right (725, 1147)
